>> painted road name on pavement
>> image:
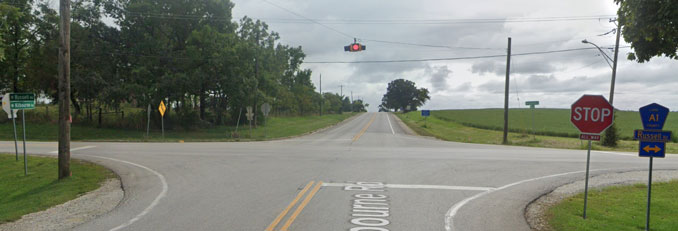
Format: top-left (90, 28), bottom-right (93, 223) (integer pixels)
top-left (345, 182), bottom-right (391, 231)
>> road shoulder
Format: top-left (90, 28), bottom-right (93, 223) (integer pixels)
top-left (526, 169), bottom-right (678, 231)
top-left (0, 177), bottom-right (123, 231)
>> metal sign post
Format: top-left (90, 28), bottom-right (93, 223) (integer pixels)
top-left (525, 101), bottom-right (539, 138)
top-left (2, 94), bottom-right (19, 161)
top-left (634, 103), bottom-right (670, 231)
top-left (146, 104), bottom-right (151, 138)
top-left (22, 109), bottom-right (27, 175)
top-left (11, 110), bottom-right (18, 161)
top-left (570, 95), bottom-right (614, 219)
top-left (421, 110), bottom-right (430, 127)
top-left (261, 103), bottom-right (271, 138)
top-left (246, 106), bottom-right (254, 138)
top-left (9, 93), bottom-right (35, 176)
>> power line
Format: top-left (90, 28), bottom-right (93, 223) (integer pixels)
top-left (304, 46), bottom-right (631, 64)
top-left (260, 0), bottom-right (355, 39)
top-left (234, 15), bottom-right (617, 25)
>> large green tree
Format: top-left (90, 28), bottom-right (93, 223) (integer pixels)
top-left (616, 0), bottom-right (678, 62)
top-left (380, 79), bottom-right (430, 112)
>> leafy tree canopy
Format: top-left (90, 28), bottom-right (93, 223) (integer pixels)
top-left (380, 79), bottom-right (430, 112)
top-left (616, 0), bottom-right (678, 62)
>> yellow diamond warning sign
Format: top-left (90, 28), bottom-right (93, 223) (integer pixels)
top-left (158, 101), bottom-right (166, 117)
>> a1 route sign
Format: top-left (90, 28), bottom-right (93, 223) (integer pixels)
top-left (571, 95), bottom-right (614, 135)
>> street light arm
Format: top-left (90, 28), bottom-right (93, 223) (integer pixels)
top-left (582, 40), bottom-right (614, 69)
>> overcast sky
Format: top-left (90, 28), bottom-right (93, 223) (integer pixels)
top-left (232, 1), bottom-right (676, 111)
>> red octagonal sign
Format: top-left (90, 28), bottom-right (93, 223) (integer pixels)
top-left (571, 95), bottom-right (614, 134)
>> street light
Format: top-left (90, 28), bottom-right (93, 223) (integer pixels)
top-left (582, 39), bottom-right (613, 69)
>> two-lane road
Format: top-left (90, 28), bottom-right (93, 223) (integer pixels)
top-left (3, 112), bottom-right (676, 231)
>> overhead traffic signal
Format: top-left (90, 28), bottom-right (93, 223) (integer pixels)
top-left (344, 41), bottom-right (366, 52)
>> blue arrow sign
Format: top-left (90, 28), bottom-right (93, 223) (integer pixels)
top-left (639, 103), bottom-right (669, 130)
top-left (421, 110), bottom-right (430, 117)
top-left (639, 141), bottom-right (665, 158)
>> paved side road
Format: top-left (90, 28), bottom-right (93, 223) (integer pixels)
top-left (0, 112), bottom-right (675, 231)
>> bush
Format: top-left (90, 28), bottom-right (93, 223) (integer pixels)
top-left (602, 124), bottom-right (619, 147)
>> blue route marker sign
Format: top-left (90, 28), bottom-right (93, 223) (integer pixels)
top-left (639, 141), bottom-right (666, 158)
top-left (639, 103), bottom-right (669, 130)
top-left (421, 110), bottom-right (430, 117)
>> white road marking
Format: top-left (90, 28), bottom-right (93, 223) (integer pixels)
top-left (593, 151), bottom-right (636, 157)
top-left (385, 113), bottom-right (395, 135)
top-left (80, 155), bottom-right (168, 231)
top-left (443, 168), bottom-right (612, 231)
top-left (323, 182), bottom-right (494, 191)
top-left (48, 145), bottom-right (96, 154)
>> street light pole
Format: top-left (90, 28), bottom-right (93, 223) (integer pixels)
top-left (609, 21), bottom-right (622, 105)
top-left (582, 20), bottom-right (622, 105)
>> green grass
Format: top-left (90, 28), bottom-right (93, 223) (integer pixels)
top-left (396, 111), bottom-right (677, 153)
top-left (548, 181), bottom-right (678, 231)
top-left (0, 113), bottom-right (359, 142)
top-left (430, 109), bottom-right (678, 141)
top-left (0, 154), bottom-right (113, 223)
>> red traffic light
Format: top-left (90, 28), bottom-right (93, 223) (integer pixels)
top-left (344, 43), bottom-right (366, 52)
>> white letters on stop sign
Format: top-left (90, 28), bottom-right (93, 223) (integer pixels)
top-left (573, 107), bottom-right (611, 122)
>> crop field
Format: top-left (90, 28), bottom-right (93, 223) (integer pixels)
top-left (430, 109), bottom-right (678, 141)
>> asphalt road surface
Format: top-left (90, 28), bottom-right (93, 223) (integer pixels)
top-left (2, 112), bottom-right (677, 231)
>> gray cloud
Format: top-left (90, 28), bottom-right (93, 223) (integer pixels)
top-left (429, 65), bottom-right (452, 92)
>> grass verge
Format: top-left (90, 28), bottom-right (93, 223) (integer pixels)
top-left (0, 113), bottom-right (359, 142)
top-left (548, 181), bottom-right (678, 231)
top-left (395, 111), bottom-right (676, 153)
top-left (0, 154), bottom-right (114, 223)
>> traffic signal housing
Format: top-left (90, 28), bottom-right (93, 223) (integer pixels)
top-left (344, 43), bottom-right (366, 52)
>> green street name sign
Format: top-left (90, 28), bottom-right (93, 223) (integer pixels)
top-left (525, 101), bottom-right (540, 109)
top-left (10, 93), bottom-right (35, 110)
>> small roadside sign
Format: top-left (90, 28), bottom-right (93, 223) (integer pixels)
top-left (9, 93), bottom-right (35, 110)
top-left (525, 101), bottom-right (539, 109)
top-left (633, 130), bottom-right (671, 142)
top-left (579, 134), bottom-right (601, 141)
top-left (639, 141), bottom-right (665, 158)
top-left (246, 106), bottom-right (254, 121)
top-left (570, 94), bottom-right (614, 220)
top-left (639, 103), bottom-right (669, 130)
top-left (2, 94), bottom-right (18, 118)
top-left (634, 103), bottom-right (671, 231)
top-left (261, 103), bottom-right (271, 117)
top-left (158, 101), bottom-right (166, 117)
top-left (421, 110), bottom-right (430, 117)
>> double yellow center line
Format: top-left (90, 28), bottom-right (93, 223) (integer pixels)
top-left (352, 114), bottom-right (377, 142)
top-left (266, 181), bottom-right (324, 231)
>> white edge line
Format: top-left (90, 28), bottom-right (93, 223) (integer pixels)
top-left (48, 145), bottom-right (96, 154)
top-left (322, 182), bottom-right (494, 191)
top-left (444, 168), bottom-right (612, 231)
top-left (593, 151), bottom-right (635, 156)
top-left (81, 155), bottom-right (168, 231)
top-left (385, 113), bottom-right (395, 135)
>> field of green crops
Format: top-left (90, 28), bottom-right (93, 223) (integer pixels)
top-left (430, 109), bottom-right (678, 141)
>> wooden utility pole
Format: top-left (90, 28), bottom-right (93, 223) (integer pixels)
top-left (502, 37), bottom-right (511, 145)
top-left (58, 0), bottom-right (71, 179)
top-left (609, 21), bottom-right (622, 105)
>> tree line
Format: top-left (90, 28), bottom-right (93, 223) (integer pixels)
top-left (0, 0), bottom-right (367, 130)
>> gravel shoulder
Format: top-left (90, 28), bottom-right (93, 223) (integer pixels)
top-left (0, 177), bottom-right (123, 231)
top-left (526, 169), bottom-right (678, 231)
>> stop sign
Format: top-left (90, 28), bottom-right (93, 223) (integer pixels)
top-left (571, 95), bottom-right (614, 134)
